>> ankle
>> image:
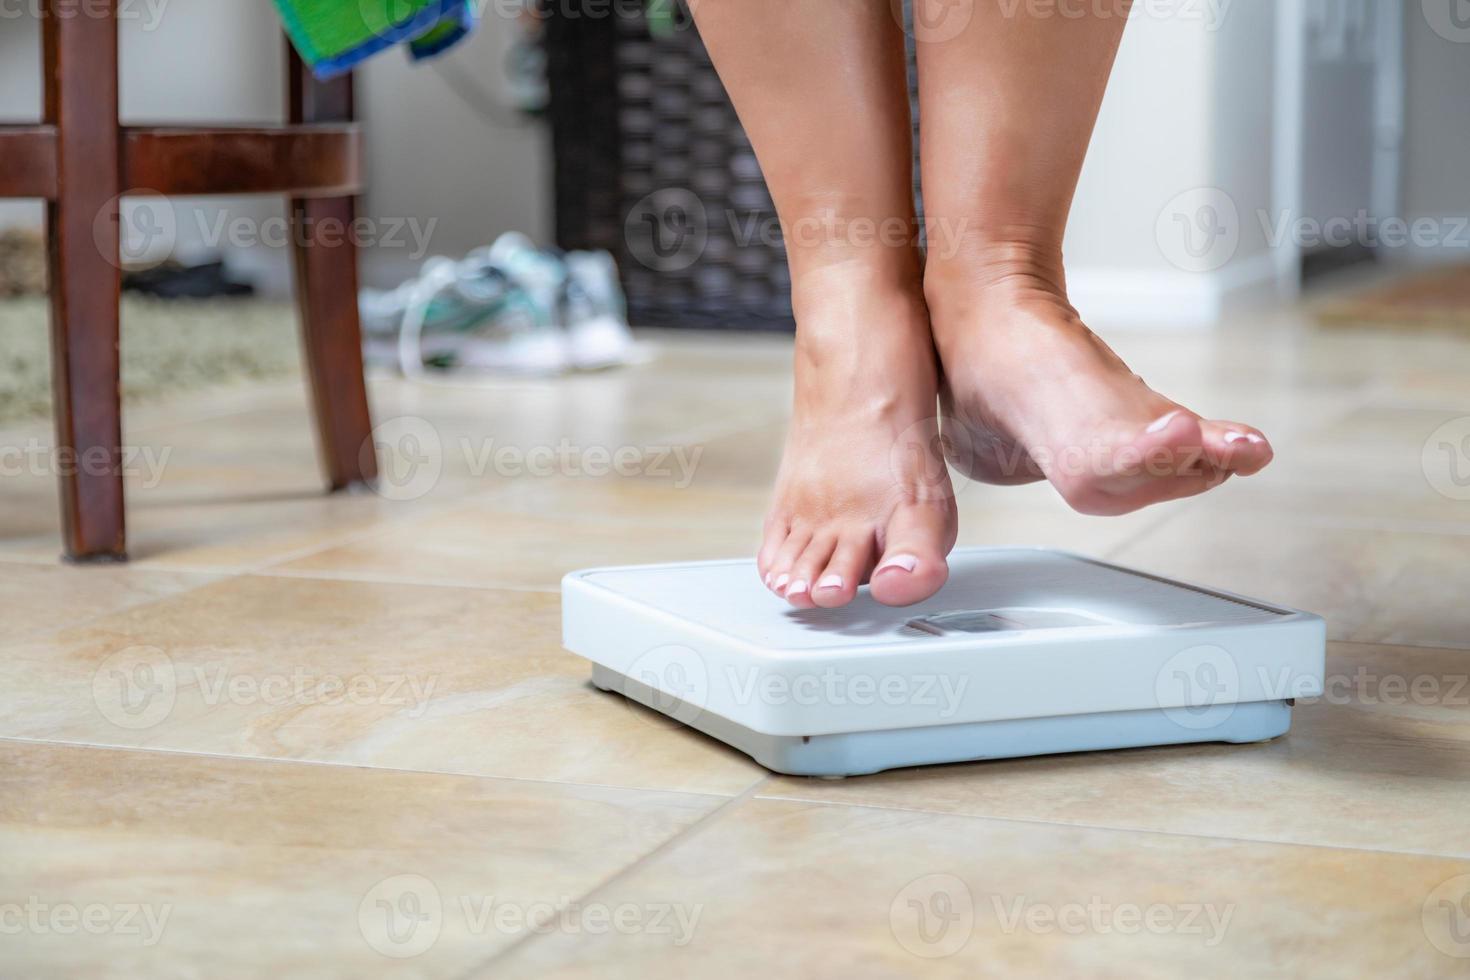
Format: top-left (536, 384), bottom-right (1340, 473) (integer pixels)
top-left (924, 237), bottom-right (1066, 303)
top-left (790, 252), bottom-right (929, 338)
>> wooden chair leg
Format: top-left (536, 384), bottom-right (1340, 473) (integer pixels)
top-left (287, 49), bottom-right (377, 490)
top-left (44, 0), bottom-right (126, 561)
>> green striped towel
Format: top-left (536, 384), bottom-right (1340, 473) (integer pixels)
top-left (275, 0), bottom-right (475, 79)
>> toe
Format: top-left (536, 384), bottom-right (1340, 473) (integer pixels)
top-left (1199, 420), bottom-right (1274, 476)
top-left (769, 527), bottom-right (812, 597)
top-left (1062, 410), bottom-right (1209, 515)
top-left (756, 517), bottom-right (789, 590)
top-left (869, 501), bottom-right (954, 607)
top-left (1129, 409), bottom-right (1209, 476)
top-left (785, 534), bottom-right (838, 609)
top-left (810, 529), bottom-right (878, 608)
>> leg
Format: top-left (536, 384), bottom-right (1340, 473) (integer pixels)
top-left (691, 0), bottom-right (956, 607)
top-left (287, 49), bottom-right (377, 490)
top-left (45, 0), bottom-right (127, 561)
top-left (916, 2), bottom-right (1272, 516)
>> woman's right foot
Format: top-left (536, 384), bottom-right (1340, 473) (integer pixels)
top-left (759, 263), bottom-right (958, 609)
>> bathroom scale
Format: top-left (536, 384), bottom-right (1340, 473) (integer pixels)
top-left (562, 548), bottom-right (1325, 777)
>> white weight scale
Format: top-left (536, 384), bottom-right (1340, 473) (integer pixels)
top-left (563, 548), bottom-right (1325, 777)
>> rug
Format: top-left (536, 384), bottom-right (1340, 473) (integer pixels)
top-left (0, 297), bottom-right (301, 426)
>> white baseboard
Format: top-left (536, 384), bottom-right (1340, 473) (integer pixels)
top-left (1375, 214), bottom-right (1470, 267)
top-left (1068, 252), bottom-right (1282, 329)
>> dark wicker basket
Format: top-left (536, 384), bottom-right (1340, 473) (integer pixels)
top-left (545, 1), bottom-right (921, 331)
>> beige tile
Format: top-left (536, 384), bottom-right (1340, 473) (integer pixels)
top-left (1109, 505), bottom-right (1470, 649)
top-left (482, 796), bottom-right (1470, 979)
top-left (485, 471), bottom-right (1178, 561)
top-left (271, 466), bottom-right (1187, 592)
top-left (0, 739), bottom-right (722, 979)
top-left (0, 575), bottom-right (761, 796)
top-left (1249, 402), bottom-right (1470, 524)
top-left (645, 420), bottom-right (785, 491)
top-left (0, 561), bottom-right (216, 639)
top-left (952, 480), bottom-right (1186, 557)
top-left (362, 361), bottom-right (790, 452)
top-left (485, 475), bottom-right (771, 530)
top-left (0, 412), bottom-right (441, 570)
top-left (272, 489), bottom-right (766, 590)
top-left (0, 469), bottom-right (432, 571)
top-left (761, 642), bottom-right (1470, 857)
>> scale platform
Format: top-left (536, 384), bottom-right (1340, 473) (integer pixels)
top-left (562, 548), bottom-right (1326, 777)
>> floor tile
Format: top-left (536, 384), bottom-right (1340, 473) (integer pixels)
top-left (761, 642), bottom-right (1470, 857)
top-left (480, 796), bottom-right (1470, 979)
top-left (0, 561), bottom-right (216, 640)
top-left (0, 739), bottom-right (722, 979)
top-left (952, 480), bottom-right (1187, 557)
top-left (1109, 505), bottom-right (1470, 650)
top-left (270, 488), bottom-right (766, 590)
top-left (0, 414), bottom-right (439, 570)
top-left (0, 575), bottom-right (763, 796)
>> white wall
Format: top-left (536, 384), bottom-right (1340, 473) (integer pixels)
top-left (357, 14), bottom-right (551, 288)
top-left (1063, 3), bottom-right (1281, 329)
top-left (1398, 0), bottom-right (1470, 264)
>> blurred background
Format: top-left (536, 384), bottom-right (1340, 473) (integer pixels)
top-left (0, 0), bottom-right (1466, 341)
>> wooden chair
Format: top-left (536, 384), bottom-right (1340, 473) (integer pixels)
top-left (0, 1), bottom-right (378, 562)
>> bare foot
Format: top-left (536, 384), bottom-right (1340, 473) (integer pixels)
top-left (927, 252), bottom-right (1273, 516)
top-left (760, 265), bottom-right (957, 608)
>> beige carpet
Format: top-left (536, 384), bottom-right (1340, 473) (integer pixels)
top-left (0, 297), bottom-right (301, 425)
top-left (1315, 263), bottom-right (1470, 329)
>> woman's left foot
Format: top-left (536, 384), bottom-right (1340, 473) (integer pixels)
top-left (926, 250), bottom-right (1274, 516)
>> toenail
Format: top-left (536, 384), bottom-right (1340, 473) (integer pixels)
top-left (787, 580), bottom-right (809, 597)
top-left (774, 573), bottom-right (790, 592)
top-left (817, 574), bottom-right (844, 591)
top-left (1246, 433), bottom-right (1265, 445)
top-left (764, 572), bottom-right (773, 588)
top-left (1224, 431), bottom-right (1247, 443)
top-left (1146, 410), bottom-right (1182, 434)
top-left (876, 554), bottom-right (918, 574)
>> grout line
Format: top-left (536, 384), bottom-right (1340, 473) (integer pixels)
top-left (0, 735), bottom-right (753, 804)
top-left (1, 573), bottom-right (227, 644)
top-left (10, 725), bottom-right (1469, 868)
top-left (456, 775), bottom-right (771, 979)
top-left (242, 483), bottom-right (523, 575)
top-left (1328, 637), bottom-right (1470, 656)
top-left (251, 565), bottom-right (562, 594)
top-left (745, 787), bottom-right (1470, 863)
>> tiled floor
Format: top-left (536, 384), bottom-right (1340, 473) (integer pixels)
top-left (3, 313), bottom-right (1470, 977)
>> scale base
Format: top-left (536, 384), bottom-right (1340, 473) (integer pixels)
top-left (593, 665), bottom-right (1291, 778)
